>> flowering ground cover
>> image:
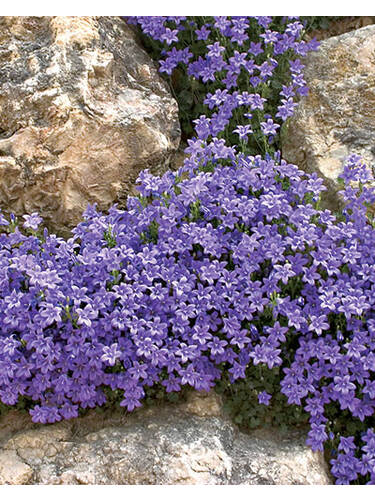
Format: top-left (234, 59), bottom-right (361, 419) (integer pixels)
top-left (1, 16), bottom-right (375, 484)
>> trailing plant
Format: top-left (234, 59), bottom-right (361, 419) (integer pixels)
top-left (127, 16), bottom-right (326, 153)
top-left (0, 16), bottom-right (374, 485)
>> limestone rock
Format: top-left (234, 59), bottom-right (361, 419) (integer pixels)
top-left (0, 391), bottom-right (332, 485)
top-left (281, 24), bottom-right (375, 211)
top-left (0, 450), bottom-right (33, 484)
top-left (180, 387), bottom-right (223, 417)
top-left (0, 16), bottom-right (180, 235)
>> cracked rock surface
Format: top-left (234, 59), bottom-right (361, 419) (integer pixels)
top-left (281, 24), bottom-right (375, 212)
top-left (0, 16), bottom-right (180, 235)
top-left (0, 391), bottom-right (332, 485)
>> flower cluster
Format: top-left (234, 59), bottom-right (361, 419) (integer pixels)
top-left (127, 16), bottom-right (318, 156)
top-left (1, 152), bottom-right (375, 483)
top-left (0, 16), bottom-right (374, 485)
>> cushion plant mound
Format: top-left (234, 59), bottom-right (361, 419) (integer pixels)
top-left (1, 16), bottom-right (375, 484)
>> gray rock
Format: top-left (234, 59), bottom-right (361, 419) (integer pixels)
top-left (281, 24), bottom-right (375, 212)
top-left (0, 16), bottom-right (180, 236)
top-left (0, 391), bottom-right (332, 485)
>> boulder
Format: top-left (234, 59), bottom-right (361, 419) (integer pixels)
top-left (0, 391), bottom-right (332, 485)
top-left (0, 16), bottom-right (180, 236)
top-left (281, 24), bottom-right (375, 212)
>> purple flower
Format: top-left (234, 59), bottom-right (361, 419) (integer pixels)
top-left (161, 27), bottom-right (179, 45)
top-left (308, 314), bottom-right (329, 336)
top-left (207, 41), bottom-right (225, 58)
top-left (159, 58), bottom-right (176, 75)
top-left (100, 343), bottom-right (121, 366)
top-left (306, 423), bottom-right (328, 452)
top-left (254, 17), bottom-right (272, 29)
top-left (38, 302), bottom-right (62, 327)
top-left (289, 58), bottom-right (305, 73)
top-left (23, 212), bottom-right (43, 230)
top-left (258, 391), bottom-right (272, 405)
top-left (76, 303), bottom-right (98, 327)
top-left (249, 41), bottom-right (263, 56)
top-left (260, 118), bottom-right (280, 137)
top-left (338, 436), bottom-right (356, 453)
top-left (195, 25), bottom-right (210, 41)
top-left (260, 29), bottom-right (279, 44)
top-left (251, 344), bottom-right (282, 369)
top-left (233, 124), bottom-right (253, 141)
top-left (249, 93), bottom-right (266, 110)
top-left (333, 375), bottom-right (356, 395)
top-left (0, 210), bottom-right (9, 226)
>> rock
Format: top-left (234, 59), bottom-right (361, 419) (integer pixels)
top-left (0, 450), bottom-right (33, 484)
top-left (0, 16), bottom-right (180, 236)
top-left (0, 391), bottom-right (332, 485)
top-left (231, 427), bottom-right (330, 485)
top-left (281, 24), bottom-right (375, 212)
top-left (180, 388), bottom-right (223, 417)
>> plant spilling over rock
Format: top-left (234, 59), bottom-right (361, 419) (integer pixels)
top-left (0, 16), bottom-right (375, 485)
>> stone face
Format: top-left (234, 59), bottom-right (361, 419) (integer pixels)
top-left (0, 450), bottom-right (33, 484)
top-left (281, 25), bottom-right (375, 211)
top-left (0, 391), bottom-right (332, 485)
top-left (0, 16), bottom-right (180, 235)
